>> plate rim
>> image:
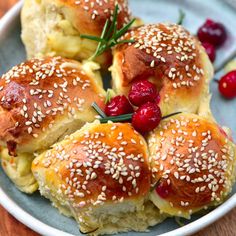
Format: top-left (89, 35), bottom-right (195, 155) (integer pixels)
top-left (0, 1), bottom-right (236, 236)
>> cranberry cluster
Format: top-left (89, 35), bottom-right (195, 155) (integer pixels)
top-left (105, 80), bottom-right (162, 133)
top-left (197, 19), bottom-right (236, 99)
top-left (197, 19), bottom-right (227, 63)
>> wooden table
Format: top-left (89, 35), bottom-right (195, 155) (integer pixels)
top-left (0, 1), bottom-right (236, 236)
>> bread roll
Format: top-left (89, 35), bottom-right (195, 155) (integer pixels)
top-left (148, 113), bottom-right (236, 218)
top-left (21, 0), bottom-right (131, 67)
top-left (0, 57), bottom-right (105, 193)
top-left (110, 23), bottom-right (214, 117)
top-left (32, 121), bottom-right (166, 235)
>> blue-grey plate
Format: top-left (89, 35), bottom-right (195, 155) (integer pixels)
top-left (0, 1), bottom-right (236, 236)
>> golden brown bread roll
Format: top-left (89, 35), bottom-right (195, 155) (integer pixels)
top-left (148, 113), bottom-right (236, 218)
top-left (0, 57), bottom-right (105, 193)
top-left (110, 23), bottom-right (214, 117)
top-left (32, 121), bottom-right (166, 235)
top-left (21, 0), bottom-right (131, 67)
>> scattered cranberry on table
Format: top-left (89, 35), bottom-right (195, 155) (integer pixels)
top-left (128, 80), bottom-right (160, 106)
top-left (131, 102), bottom-right (162, 133)
top-left (196, 19), bottom-right (236, 99)
top-left (197, 19), bottom-right (227, 47)
top-left (218, 70), bottom-right (236, 99)
top-left (105, 95), bottom-right (134, 116)
top-left (202, 42), bottom-right (216, 62)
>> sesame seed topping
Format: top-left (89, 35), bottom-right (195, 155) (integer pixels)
top-left (36, 123), bottom-right (149, 207)
top-left (0, 57), bottom-right (103, 140)
top-left (72, 0), bottom-right (130, 23)
top-left (119, 23), bottom-right (205, 90)
top-left (149, 114), bottom-right (235, 211)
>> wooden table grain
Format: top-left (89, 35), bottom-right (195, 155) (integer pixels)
top-left (0, 1), bottom-right (236, 236)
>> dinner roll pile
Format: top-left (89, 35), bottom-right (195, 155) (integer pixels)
top-left (0, 0), bottom-right (235, 235)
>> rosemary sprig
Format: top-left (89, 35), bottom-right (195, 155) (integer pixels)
top-left (99, 112), bottom-right (182, 123)
top-left (92, 102), bottom-right (106, 118)
top-left (162, 112), bottom-right (182, 120)
top-left (100, 113), bottom-right (133, 123)
top-left (92, 102), bottom-right (182, 123)
top-left (99, 110), bottom-right (182, 124)
top-left (80, 4), bottom-right (136, 60)
top-left (177, 9), bottom-right (185, 25)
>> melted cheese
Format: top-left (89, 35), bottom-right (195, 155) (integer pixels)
top-left (1, 148), bottom-right (38, 193)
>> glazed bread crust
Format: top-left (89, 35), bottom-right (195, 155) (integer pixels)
top-left (21, 0), bottom-right (131, 67)
top-left (32, 121), bottom-right (159, 234)
top-left (148, 113), bottom-right (236, 218)
top-left (56, 0), bottom-right (131, 35)
top-left (0, 57), bottom-right (105, 154)
top-left (111, 23), bottom-right (214, 117)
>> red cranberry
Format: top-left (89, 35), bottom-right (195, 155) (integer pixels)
top-left (218, 71), bottom-right (236, 99)
top-left (128, 80), bottom-right (159, 106)
top-left (197, 19), bottom-right (227, 47)
top-left (202, 42), bottom-right (216, 62)
top-left (105, 95), bottom-right (134, 116)
top-left (132, 102), bottom-right (162, 133)
top-left (155, 181), bottom-right (172, 199)
top-left (155, 93), bottom-right (161, 104)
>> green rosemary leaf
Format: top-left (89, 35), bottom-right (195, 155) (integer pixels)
top-left (107, 38), bottom-right (117, 47)
top-left (162, 112), bottom-right (182, 120)
top-left (105, 4), bottom-right (119, 40)
top-left (99, 111), bottom-right (182, 123)
top-left (99, 113), bottom-right (133, 123)
top-left (113, 21), bottom-right (118, 38)
top-left (90, 19), bottom-right (110, 60)
top-left (177, 9), bottom-right (185, 25)
top-left (116, 39), bottom-right (135, 45)
top-left (79, 35), bottom-right (105, 43)
top-left (94, 44), bottom-right (108, 58)
top-left (80, 4), bottom-right (136, 60)
top-left (114, 18), bottom-right (136, 40)
top-left (92, 102), bottom-right (106, 118)
top-left (93, 99), bottom-right (182, 124)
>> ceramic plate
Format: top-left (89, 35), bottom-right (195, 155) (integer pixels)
top-left (0, 1), bottom-right (236, 236)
